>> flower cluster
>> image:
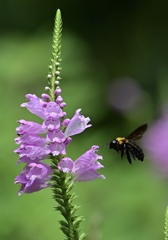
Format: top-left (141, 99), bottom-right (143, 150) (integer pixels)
top-left (15, 92), bottom-right (105, 195)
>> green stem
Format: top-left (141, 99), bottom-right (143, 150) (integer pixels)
top-left (52, 157), bottom-right (86, 240)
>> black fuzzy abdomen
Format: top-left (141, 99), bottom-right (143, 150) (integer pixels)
top-left (127, 142), bottom-right (144, 161)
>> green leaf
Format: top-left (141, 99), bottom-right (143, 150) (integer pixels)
top-left (164, 206), bottom-right (168, 240)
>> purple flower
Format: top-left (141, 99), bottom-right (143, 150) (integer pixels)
top-left (14, 132), bottom-right (50, 162)
top-left (58, 145), bottom-right (105, 181)
top-left (21, 94), bottom-right (47, 119)
top-left (15, 134), bottom-right (46, 146)
top-left (21, 94), bottom-right (64, 120)
top-left (48, 141), bottom-right (66, 156)
top-left (15, 144), bottom-right (50, 161)
top-left (64, 109), bottom-right (92, 137)
top-left (15, 162), bottom-right (53, 195)
top-left (47, 129), bottom-right (66, 142)
top-left (44, 116), bottom-right (60, 130)
top-left (142, 111), bottom-right (168, 175)
top-left (16, 120), bottom-right (46, 135)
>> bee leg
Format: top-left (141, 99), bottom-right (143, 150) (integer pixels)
top-left (126, 149), bottom-right (132, 165)
top-left (120, 148), bottom-right (125, 159)
top-left (127, 143), bottom-right (136, 161)
top-left (130, 147), bottom-right (136, 160)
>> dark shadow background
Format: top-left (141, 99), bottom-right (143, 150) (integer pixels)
top-left (1, 1), bottom-right (168, 240)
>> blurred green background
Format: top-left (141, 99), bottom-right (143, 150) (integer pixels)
top-left (1, 1), bottom-right (168, 239)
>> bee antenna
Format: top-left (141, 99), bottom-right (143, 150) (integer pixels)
top-left (100, 143), bottom-right (109, 149)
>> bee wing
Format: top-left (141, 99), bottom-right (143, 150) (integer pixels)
top-left (125, 124), bottom-right (148, 141)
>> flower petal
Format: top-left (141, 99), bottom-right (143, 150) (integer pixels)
top-left (64, 109), bottom-right (91, 137)
top-left (15, 145), bottom-right (50, 161)
top-left (16, 120), bottom-right (46, 135)
top-left (48, 142), bottom-right (66, 156)
top-left (74, 169), bottom-right (105, 182)
top-left (21, 94), bottom-right (47, 119)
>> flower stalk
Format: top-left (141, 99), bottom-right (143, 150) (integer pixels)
top-left (14, 9), bottom-right (105, 240)
top-left (48, 10), bottom-right (86, 239)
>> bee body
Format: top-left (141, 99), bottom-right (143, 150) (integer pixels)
top-left (109, 124), bottom-right (147, 164)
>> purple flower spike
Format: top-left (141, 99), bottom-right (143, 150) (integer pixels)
top-left (15, 92), bottom-right (105, 194)
top-left (58, 145), bottom-right (105, 182)
top-left (15, 162), bottom-right (53, 195)
top-left (64, 109), bottom-right (92, 137)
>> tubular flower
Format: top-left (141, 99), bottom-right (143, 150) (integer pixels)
top-left (15, 162), bottom-right (53, 195)
top-left (58, 145), bottom-right (105, 181)
top-left (15, 91), bottom-right (104, 195)
top-left (64, 109), bottom-right (92, 137)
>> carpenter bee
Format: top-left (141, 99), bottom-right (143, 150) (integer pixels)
top-left (109, 124), bottom-right (148, 164)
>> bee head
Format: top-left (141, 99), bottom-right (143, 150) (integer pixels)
top-left (109, 139), bottom-right (118, 150)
